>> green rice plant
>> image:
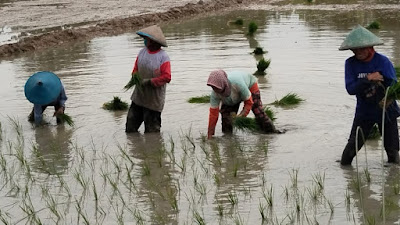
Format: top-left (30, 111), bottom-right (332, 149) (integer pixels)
top-left (366, 215), bottom-right (376, 225)
top-left (103, 96), bottom-right (129, 111)
top-left (364, 168), bottom-right (371, 183)
top-left (233, 18), bottom-right (244, 25)
top-left (263, 185), bottom-right (274, 208)
top-left (228, 191), bottom-right (238, 205)
top-left (289, 169), bottom-right (299, 189)
top-left (367, 124), bottom-right (380, 139)
top-left (193, 210), bottom-right (206, 225)
top-left (312, 172), bottom-right (325, 191)
top-left (393, 180), bottom-right (400, 195)
top-left (254, 58), bottom-right (271, 75)
top-left (385, 81), bottom-right (400, 102)
top-left (232, 117), bottom-right (260, 132)
top-left (124, 72), bottom-right (142, 91)
top-left (272, 93), bottom-right (304, 106)
top-left (57, 113), bottom-right (74, 126)
top-left (217, 202), bottom-right (224, 216)
top-left (252, 47), bottom-right (267, 55)
top-left (187, 95), bottom-right (210, 103)
top-left (306, 0), bottom-right (313, 3)
top-left (213, 173), bottom-right (221, 186)
top-left (264, 106), bottom-right (276, 121)
top-left (366, 21), bottom-right (380, 29)
top-left (259, 201), bottom-right (267, 221)
top-left (395, 66), bottom-right (400, 77)
top-left (247, 21), bottom-right (258, 35)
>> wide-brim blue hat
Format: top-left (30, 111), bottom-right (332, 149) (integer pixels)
top-left (24, 71), bottom-right (62, 105)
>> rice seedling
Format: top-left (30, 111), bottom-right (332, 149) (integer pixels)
top-left (264, 106), bottom-right (276, 121)
top-left (272, 93), bottom-right (304, 106)
top-left (217, 202), bottom-right (224, 216)
top-left (259, 201), bottom-right (267, 221)
top-left (306, 0), bottom-right (313, 3)
top-left (393, 180), bottom-right (400, 195)
top-left (133, 209), bottom-right (145, 225)
top-left (252, 47), bottom-right (267, 55)
top-left (254, 58), bottom-right (271, 75)
top-left (364, 168), bottom-right (371, 183)
top-left (289, 169), bottom-right (299, 189)
top-left (232, 117), bottom-right (260, 132)
top-left (234, 18), bottom-right (244, 25)
top-left (366, 20), bottom-right (380, 29)
top-left (263, 185), bottom-right (274, 208)
top-left (187, 95), bottom-right (210, 103)
top-left (395, 66), bottom-right (400, 77)
top-left (102, 96), bottom-right (129, 111)
top-left (233, 160), bottom-right (240, 177)
top-left (366, 215), bottom-right (376, 225)
top-left (142, 162), bottom-right (151, 176)
top-left (312, 172), bottom-right (325, 191)
top-left (193, 210), bottom-right (206, 225)
top-left (247, 21), bottom-right (258, 35)
top-left (56, 113), bottom-right (74, 126)
top-left (228, 191), bottom-right (238, 205)
top-left (367, 124), bottom-right (380, 139)
top-left (124, 72), bottom-right (142, 91)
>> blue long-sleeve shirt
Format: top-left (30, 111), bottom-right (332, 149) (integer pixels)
top-left (345, 52), bottom-right (400, 121)
top-left (34, 84), bottom-right (67, 124)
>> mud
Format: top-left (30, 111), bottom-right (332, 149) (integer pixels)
top-left (0, 0), bottom-right (277, 58)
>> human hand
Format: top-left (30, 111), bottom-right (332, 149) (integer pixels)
top-left (141, 79), bottom-right (152, 86)
top-left (53, 107), bottom-right (64, 117)
top-left (367, 72), bottom-right (384, 82)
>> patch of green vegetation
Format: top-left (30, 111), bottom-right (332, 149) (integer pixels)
top-left (272, 93), bottom-right (304, 106)
top-left (188, 95), bottom-right (210, 103)
top-left (57, 113), bottom-right (74, 126)
top-left (103, 96), bottom-right (129, 111)
top-left (254, 58), bottom-right (271, 75)
top-left (367, 124), bottom-right (380, 140)
top-left (264, 107), bottom-right (276, 121)
top-left (232, 117), bottom-right (260, 132)
top-left (366, 21), bottom-right (380, 30)
top-left (395, 66), bottom-right (400, 77)
top-left (233, 18), bottom-right (244, 25)
top-left (124, 72), bottom-right (142, 91)
top-left (247, 21), bottom-right (258, 35)
top-left (252, 47), bottom-right (267, 55)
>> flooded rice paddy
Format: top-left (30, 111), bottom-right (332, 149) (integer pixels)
top-left (1, 1), bottom-right (400, 224)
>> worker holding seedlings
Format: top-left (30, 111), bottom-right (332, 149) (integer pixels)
top-left (125, 25), bottom-right (171, 133)
top-left (25, 71), bottom-right (68, 125)
top-left (339, 25), bottom-right (400, 165)
top-left (206, 69), bottom-right (279, 139)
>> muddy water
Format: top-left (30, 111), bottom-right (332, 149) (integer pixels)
top-left (1, 2), bottom-right (400, 225)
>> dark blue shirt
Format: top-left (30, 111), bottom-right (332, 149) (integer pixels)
top-left (345, 52), bottom-right (400, 122)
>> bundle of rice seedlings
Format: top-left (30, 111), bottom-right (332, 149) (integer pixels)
top-left (395, 66), bottom-right (400, 77)
top-left (252, 47), bottom-right (267, 55)
top-left (124, 72), bottom-right (142, 91)
top-left (103, 96), bottom-right (129, 111)
top-left (254, 58), bottom-right (271, 75)
top-left (366, 21), bottom-right (380, 30)
top-left (264, 106), bottom-right (276, 121)
top-left (188, 95), bottom-right (210, 103)
top-left (233, 117), bottom-right (260, 132)
top-left (272, 93), bottom-right (304, 106)
top-left (367, 124), bottom-right (380, 139)
top-left (247, 21), bottom-right (258, 35)
top-left (233, 18), bottom-right (244, 25)
top-left (57, 113), bottom-right (74, 126)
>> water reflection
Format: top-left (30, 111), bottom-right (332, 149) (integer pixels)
top-left (343, 166), bottom-right (400, 224)
top-left (127, 133), bottom-right (178, 225)
top-left (31, 125), bottom-right (72, 175)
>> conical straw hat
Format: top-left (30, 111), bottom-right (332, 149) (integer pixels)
top-left (136, 25), bottom-right (168, 47)
top-left (24, 71), bottom-right (62, 105)
top-left (339, 25), bottom-right (383, 50)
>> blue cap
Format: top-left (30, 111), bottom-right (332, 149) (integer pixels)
top-left (24, 71), bottom-right (62, 105)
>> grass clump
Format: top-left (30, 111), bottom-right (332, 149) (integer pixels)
top-left (57, 113), bottom-right (74, 126)
top-left (254, 58), bottom-right (271, 75)
top-left (124, 72), bottom-right (142, 91)
top-left (366, 21), bottom-right (380, 30)
top-left (233, 117), bottom-right (259, 132)
top-left (188, 95), bottom-right (210, 103)
top-left (367, 124), bottom-right (380, 139)
top-left (103, 96), bottom-right (129, 111)
top-left (247, 21), bottom-right (258, 35)
top-left (272, 93), bottom-right (304, 106)
top-left (252, 47), bottom-right (267, 55)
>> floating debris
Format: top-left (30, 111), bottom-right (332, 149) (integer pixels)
top-left (103, 96), bottom-right (129, 111)
top-left (272, 93), bottom-right (304, 106)
top-left (188, 95), bottom-right (210, 103)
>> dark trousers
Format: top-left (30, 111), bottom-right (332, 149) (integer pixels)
top-left (341, 116), bottom-right (399, 165)
top-left (28, 104), bottom-right (63, 123)
top-left (220, 91), bottom-right (275, 133)
top-left (125, 102), bottom-right (161, 133)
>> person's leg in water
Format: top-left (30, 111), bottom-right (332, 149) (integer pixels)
top-left (220, 103), bottom-right (240, 134)
top-left (379, 118), bottom-right (400, 164)
top-left (143, 108), bottom-right (161, 133)
top-left (250, 84), bottom-right (276, 133)
top-left (341, 117), bottom-right (374, 165)
top-left (126, 102), bottom-right (144, 133)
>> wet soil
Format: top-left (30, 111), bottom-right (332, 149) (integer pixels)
top-left (0, 0), bottom-right (281, 58)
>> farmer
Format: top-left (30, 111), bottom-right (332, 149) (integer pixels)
top-left (207, 70), bottom-right (278, 139)
top-left (125, 25), bottom-right (171, 133)
top-left (25, 71), bottom-right (67, 125)
top-left (339, 25), bottom-right (400, 165)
